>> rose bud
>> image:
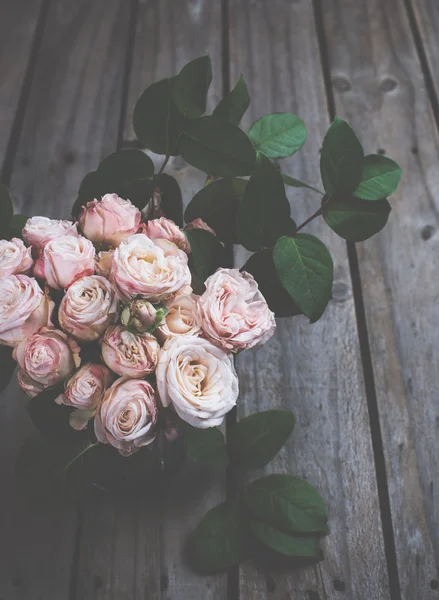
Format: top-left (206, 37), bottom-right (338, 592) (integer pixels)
top-left (101, 324), bottom-right (160, 378)
top-left (23, 216), bottom-right (78, 253)
top-left (34, 234), bottom-right (95, 290)
top-left (55, 363), bottom-right (114, 430)
top-left (156, 293), bottom-right (202, 343)
top-left (0, 275), bottom-right (54, 347)
top-left (0, 238), bottom-right (33, 277)
top-left (143, 217), bottom-right (190, 253)
top-left (120, 298), bottom-right (167, 334)
top-left (79, 194), bottom-right (141, 248)
top-left (199, 268), bottom-right (276, 352)
top-left (95, 250), bottom-right (113, 278)
top-left (156, 336), bottom-right (239, 429)
top-left (94, 377), bottom-right (158, 456)
top-left (186, 218), bottom-right (216, 236)
top-left (110, 234), bottom-right (191, 303)
top-left (14, 327), bottom-right (81, 397)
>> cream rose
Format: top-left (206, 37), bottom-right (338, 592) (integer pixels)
top-left (79, 194), bottom-right (141, 248)
top-left (101, 325), bottom-right (159, 378)
top-left (34, 234), bottom-right (95, 290)
top-left (156, 293), bottom-right (202, 343)
top-left (94, 377), bottom-right (158, 456)
top-left (14, 327), bottom-right (81, 397)
top-left (156, 336), bottom-right (239, 428)
top-left (198, 268), bottom-right (276, 352)
top-left (110, 234), bottom-right (191, 302)
top-left (144, 217), bottom-right (190, 253)
top-left (58, 275), bottom-right (118, 342)
top-left (0, 238), bottom-right (33, 277)
top-left (0, 275), bottom-right (54, 347)
top-left (22, 216), bottom-right (78, 252)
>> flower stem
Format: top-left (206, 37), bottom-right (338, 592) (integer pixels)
top-left (294, 195), bottom-right (332, 235)
top-left (61, 441), bottom-right (99, 473)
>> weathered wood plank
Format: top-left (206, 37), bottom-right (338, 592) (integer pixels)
top-left (229, 1), bottom-right (391, 598)
top-left (0, 2), bottom-right (131, 599)
top-left (409, 0), bottom-right (439, 101)
top-left (320, 0), bottom-right (439, 597)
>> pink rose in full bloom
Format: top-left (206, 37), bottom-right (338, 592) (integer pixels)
top-left (101, 324), bottom-right (160, 378)
top-left (58, 275), bottom-right (118, 342)
top-left (34, 234), bottom-right (95, 290)
top-left (0, 275), bottom-right (54, 347)
top-left (143, 217), bottom-right (190, 253)
top-left (156, 293), bottom-right (202, 343)
top-left (94, 377), bottom-right (158, 456)
top-left (110, 234), bottom-right (191, 302)
top-left (79, 194), bottom-right (141, 248)
top-left (22, 216), bottom-right (78, 252)
top-left (198, 268), bottom-right (276, 352)
top-left (0, 238), bottom-right (33, 277)
top-left (156, 336), bottom-right (239, 429)
top-left (186, 218), bottom-right (216, 236)
top-left (55, 363), bottom-right (114, 430)
top-left (14, 327), bottom-right (81, 397)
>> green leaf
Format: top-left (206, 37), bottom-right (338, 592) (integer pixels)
top-left (155, 173), bottom-right (183, 227)
top-left (179, 116), bottom-right (256, 178)
top-left (27, 386), bottom-right (84, 441)
top-left (249, 521), bottom-right (322, 559)
top-left (273, 234), bottom-right (333, 323)
top-left (133, 78), bottom-right (185, 155)
top-left (185, 228), bottom-right (226, 284)
top-left (244, 474), bottom-right (329, 535)
top-left (354, 154), bottom-right (402, 200)
top-left (0, 345), bottom-right (16, 393)
top-left (320, 117), bottom-right (364, 196)
top-left (212, 75), bottom-right (250, 125)
top-left (248, 113), bottom-right (307, 159)
top-left (172, 55), bottom-right (212, 119)
top-left (242, 250), bottom-right (301, 317)
top-left (191, 502), bottom-right (248, 574)
top-left (183, 424), bottom-right (227, 465)
top-left (282, 173), bottom-right (324, 195)
top-left (230, 410), bottom-right (296, 470)
top-left (8, 214), bottom-right (29, 239)
top-left (323, 196), bottom-right (391, 242)
top-left (0, 183), bottom-right (14, 233)
top-left (237, 152), bottom-right (291, 251)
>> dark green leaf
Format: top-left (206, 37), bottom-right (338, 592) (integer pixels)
top-left (273, 234), bottom-right (333, 323)
top-left (0, 183), bottom-right (14, 233)
top-left (179, 116), bottom-right (256, 177)
top-left (237, 152), bottom-right (291, 251)
top-left (185, 228), bottom-right (226, 284)
top-left (323, 196), bottom-right (391, 242)
top-left (133, 78), bottom-right (185, 155)
top-left (191, 502), bottom-right (248, 574)
top-left (27, 386), bottom-right (83, 441)
top-left (172, 55), bottom-right (212, 119)
top-left (242, 250), bottom-right (301, 317)
top-left (212, 75), bottom-right (250, 125)
top-left (282, 173), bottom-right (324, 195)
top-left (155, 174), bottom-right (184, 227)
top-left (244, 474), bottom-right (329, 535)
top-left (230, 410), bottom-right (296, 470)
top-left (249, 521), bottom-right (322, 559)
top-left (8, 214), bottom-right (29, 239)
top-left (320, 117), bottom-right (364, 196)
top-left (183, 423), bottom-right (227, 465)
top-left (0, 345), bottom-right (16, 393)
top-left (248, 113), bottom-right (307, 159)
top-left (354, 154), bottom-right (402, 200)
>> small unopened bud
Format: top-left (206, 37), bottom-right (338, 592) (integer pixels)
top-left (120, 299), bottom-right (167, 333)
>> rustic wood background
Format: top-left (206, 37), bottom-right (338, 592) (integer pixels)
top-left (0, 0), bottom-right (438, 598)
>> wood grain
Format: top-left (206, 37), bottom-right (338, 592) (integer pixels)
top-left (320, 0), bottom-right (439, 597)
top-left (0, 2), bottom-right (131, 598)
top-left (409, 0), bottom-right (439, 102)
top-left (229, 0), bottom-right (391, 598)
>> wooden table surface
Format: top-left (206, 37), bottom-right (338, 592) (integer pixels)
top-left (0, 0), bottom-right (438, 598)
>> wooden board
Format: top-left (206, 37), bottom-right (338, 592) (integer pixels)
top-left (320, 0), bottom-right (439, 597)
top-left (229, 0), bottom-right (391, 598)
top-left (409, 0), bottom-right (439, 103)
top-left (0, 2), bottom-right (131, 599)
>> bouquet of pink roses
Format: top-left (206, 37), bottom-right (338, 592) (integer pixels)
top-left (0, 55), bottom-right (401, 574)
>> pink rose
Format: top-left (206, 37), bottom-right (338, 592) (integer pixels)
top-left (14, 327), bottom-right (81, 397)
top-left (95, 250), bottom-right (113, 278)
top-left (0, 238), bottom-right (33, 277)
top-left (55, 363), bottom-right (114, 430)
top-left (34, 234), bottom-right (95, 290)
top-left (144, 217), bottom-right (190, 253)
top-left (198, 268), bottom-right (276, 352)
top-left (94, 377), bottom-right (158, 456)
top-left (186, 218), bottom-right (216, 236)
top-left (110, 234), bottom-right (191, 302)
top-left (156, 293), bottom-right (202, 343)
top-left (156, 336), bottom-right (239, 428)
top-left (58, 275), bottom-right (118, 342)
top-left (0, 275), bottom-right (54, 347)
top-left (79, 194), bottom-right (141, 248)
top-left (23, 216), bottom-right (78, 252)
top-left (101, 324), bottom-right (160, 378)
